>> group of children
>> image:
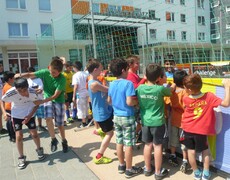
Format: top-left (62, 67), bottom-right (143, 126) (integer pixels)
top-left (1, 54), bottom-right (230, 180)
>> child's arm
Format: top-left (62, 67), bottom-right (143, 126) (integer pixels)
top-left (107, 96), bottom-right (112, 105)
top-left (0, 100), bottom-right (8, 121)
top-left (35, 90), bottom-right (62, 105)
top-left (72, 84), bottom-right (78, 102)
top-left (90, 81), bottom-right (108, 93)
top-left (126, 96), bottom-right (138, 106)
top-left (220, 79), bottom-right (230, 107)
top-left (22, 105), bottom-right (39, 124)
top-left (15, 72), bottom-right (36, 79)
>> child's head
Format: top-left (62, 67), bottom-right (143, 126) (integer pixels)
top-left (3, 71), bottom-right (15, 83)
top-left (64, 61), bottom-right (73, 72)
top-left (146, 63), bottom-right (164, 83)
top-left (109, 58), bottom-right (128, 78)
top-left (49, 56), bottom-right (63, 77)
top-left (73, 61), bottom-right (82, 71)
top-left (126, 54), bottom-right (140, 71)
top-left (14, 78), bottom-right (29, 97)
top-left (86, 58), bottom-right (102, 75)
top-left (173, 70), bottom-right (188, 88)
top-left (183, 73), bottom-right (202, 94)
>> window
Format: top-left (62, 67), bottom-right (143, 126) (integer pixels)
top-left (211, 1), bottom-right (219, 8)
top-left (198, 16), bottom-right (205, 25)
top-left (166, 12), bottom-right (175, 22)
top-left (8, 23), bottom-right (28, 37)
top-left (181, 14), bottom-right (186, 23)
top-left (198, 32), bottom-right (205, 41)
top-left (149, 29), bottom-right (156, 39)
top-left (39, 0), bottom-right (51, 11)
top-left (165, 0), bottom-right (174, 3)
top-left (226, 40), bottom-right (230, 44)
top-left (40, 24), bottom-right (52, 37)
top-left (226, 6), bottom-right (230, 12)
top-left (181, 31), bottom-right (187, 41)
top-left (92, 3), bottom-right (100, 13)
top-left (211, 33), bottom-right (220, 40)
top-left (180, 0), bottom-right (185, 5)
top-left (167, 30), bottom-right (175, 40)
top-left (6, 0), bottom-right (26, 9)
top-left (149, 10), bottom-right (155, 19)
top-left (226, 23), bottom-right (230, 29)
top-left (197, 0), bottom-right (204, 8)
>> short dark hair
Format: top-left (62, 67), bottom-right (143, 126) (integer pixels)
top-left (173, 70), bottom-right (188, 88)
top-left (183, 73), bottom-right (202, 92)
top-left (27, 66), bottom-right (35, 72)
top-left (14, 78), bottom-right (28, 89)
top-left (73, 61), bottom-right (82, 70)
top-left (50, 56), bottom-right (63, 72)
top-left (86, 58), bottom-right (101, 73)
top-left (3, 71), bottom-right (15, 82)
top-left (109, 58), bottom-right (128, 77)
top-left (65, 61), bottom-right (73, 67)
top-left (146, 63), bottom-right (164, 82)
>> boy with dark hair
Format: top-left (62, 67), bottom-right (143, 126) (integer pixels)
top-left (181, 74), bottom-right (230, 180)
top-left (87, 58), bottom-right (114, 164)
top-left (168, 70), bottom-right (189, 172)
top-left (108, 58), bottom-right (143, 178)
top-left (2, 71), bottom-right (15, 142)
top-left (15, 57), bottom-right (68, 153)
top-left (136, 63), bottom-right (175, 179)
top-left (1, 78), bottom-right (45, 169)
top-left (72, 61), bottom-right (89, 127)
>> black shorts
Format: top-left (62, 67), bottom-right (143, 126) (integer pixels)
top-left (142, 124), bottom-right (168, 145)
top-left (98, 115), bottom-right (114, 133)
top-left (181, 131), bottom-right (208, 153)
top-left (65, 92), bottom-right (73, 103)
top-left (12, 117), bottom-right (36, 131)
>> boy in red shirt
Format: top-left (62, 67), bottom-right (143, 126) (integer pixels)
top-left (181, 74), bottom-right (230, 180)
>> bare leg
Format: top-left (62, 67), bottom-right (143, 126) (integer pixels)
top-left (30, 129), bottom-right (41, 149)
top-left (46, 118), bottom-right (55, 139)
top-left (153, 143), bottom-right (163, 174)
top-left (202, 149), bottom-right (210, 171)
top-left (58, 125), bottom-right (65, 140)
top-left (144, 143), bottom-right (153, 171)
top-left (116, 144), bottom-right (125, 165)
top-left (98, 130), bottom-right (113, 154)
top-left (187, 149), bottom-right (197, 171)
top-left (16, 130), bottom-right (24, 157)
top-left (125, 146), bottom-right (133, 170)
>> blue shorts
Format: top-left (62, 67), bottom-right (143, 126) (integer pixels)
top-left (44, 101), bottom-right (65, 126)
top-left (35, 105), bottom-right (44, 118)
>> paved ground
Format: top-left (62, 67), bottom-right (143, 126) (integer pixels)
top-left (0, 121), bottom-right (228, 180)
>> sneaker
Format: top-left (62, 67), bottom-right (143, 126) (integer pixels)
top-left (93, 156), bottom-right (113, 164)
top-left (93, 128), bottom-right (106, 139)
top-left (144, 165), bottom-right (155, 176)
top-left (36, 147), bottom-right (46, 160)
top-left (62, 139), bottom-right (69, 153)
top-left (168, 155), bottom-right (179, 166)
top-left (125, 166), bottom-right (143, 178)
top-left (180, 161), bottom-right (189, 173)
top-left (118, 164), bottom-right (126, 174)
top-left (155, 168), bottom-right (169, 180)
top-left (202, 172), bottom-right (211, 180)
top-left (51, 138), bottom-right (58, 152)
top-left (18, 156), bottom-right (26, 170)
top-left (67, 117), bottom-right (74, 123)
top-left (79, 123), bottom-right (87, 128)
top-left (194, 170), bottom-right (202, 180)
top-left (0, 128), bottom-right (8, 134)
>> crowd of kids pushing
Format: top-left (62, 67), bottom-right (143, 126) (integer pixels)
top-left (0, 55), bottom-right (230, 180)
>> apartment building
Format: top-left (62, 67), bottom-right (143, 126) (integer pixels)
top-left (0, 0), bottom-right (72, 73)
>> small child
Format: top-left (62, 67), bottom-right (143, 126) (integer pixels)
top-left (72, 61), bottom-right (89, 127)
top-left (87, 58), bottom-right (114, 164)
top-left (136, 63), bottom-right (175, 179)
top-left (181, 74), bottom-right (230, 180)
top-left (1, 78), bottom-right (45, 169)
top-left (2, 71), bottom-right (16, 142)
top-left (108, 58), bottom-right (143, 178)
top-left (168, 70), bottom-right (189, 173)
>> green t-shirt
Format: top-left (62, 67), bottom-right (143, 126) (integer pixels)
top-left (35, 69), bottom-right (66, 103)
top-left (136, 84), bottom-right (171, 127)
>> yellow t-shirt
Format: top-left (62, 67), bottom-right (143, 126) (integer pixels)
top-left (62, 70), bottom-right (74, 93)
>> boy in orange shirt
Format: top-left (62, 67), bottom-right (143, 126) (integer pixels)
top-left (2, 71), bottom-right (15, 142)
top-left (168, 70), bottom-right (189, 173)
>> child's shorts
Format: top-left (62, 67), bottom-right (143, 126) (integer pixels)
top-left (12, 117), bottom-right (36, 131)
top-left (113, 116), bottom-right (136, 146)
top-left (35, 105), bottom-right (44, 119)
top-left (170, 126), bottom-right (186, 150)
top-left (142, 124), bottom-right (167, 145)
top-left (181, 131), bottom-right (208, 153)
top-left (97, 115), bottom-right (114, 133)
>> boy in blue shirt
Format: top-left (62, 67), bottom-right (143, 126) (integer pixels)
top-left (108, 58), bottom-right (143, 178)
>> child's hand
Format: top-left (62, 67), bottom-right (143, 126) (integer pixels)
top-left (222, 79), bottom-right (230, 87)
top-left (34, 100), bottom-right (43, 106)
top-left (3, 112), bottom-right (10, 121)
top-left (22, 116), bottom-right (31, 124)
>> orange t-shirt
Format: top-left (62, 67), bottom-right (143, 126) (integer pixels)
top-left (170, 88), bottom-right (188, 127)
top-left (2, 83), bottom-right (12, 111)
